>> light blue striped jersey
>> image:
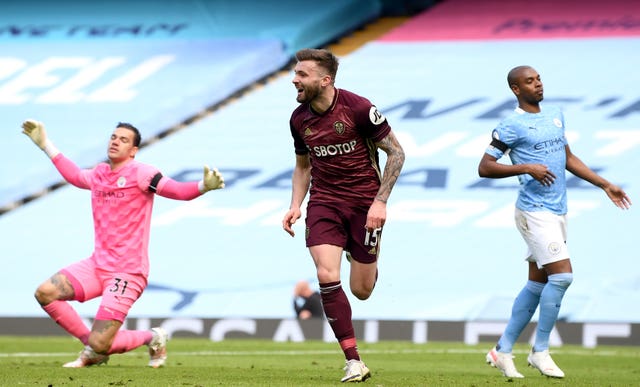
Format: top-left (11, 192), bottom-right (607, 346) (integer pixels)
top-left (485, 105), bottom-right (568, 214)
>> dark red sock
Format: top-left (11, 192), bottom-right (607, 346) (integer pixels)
top-left (320, 281), bottom-right (360, 361)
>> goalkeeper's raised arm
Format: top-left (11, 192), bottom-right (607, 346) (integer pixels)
top-left (22, 119), bottom-right (60, 159)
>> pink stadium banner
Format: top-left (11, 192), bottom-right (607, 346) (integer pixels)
top-left (380, 0), bottom-right (640, 41)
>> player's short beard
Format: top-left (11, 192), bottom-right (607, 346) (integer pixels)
top-left (297, 83), bottom-right (320, 104)
top-left (524, 93), bottom-right (543, 105)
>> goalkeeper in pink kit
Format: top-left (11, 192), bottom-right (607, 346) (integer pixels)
top-left (22, 119), bottom-right (225, 368)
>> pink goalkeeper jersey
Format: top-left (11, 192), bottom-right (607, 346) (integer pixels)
top-left (52, 154), bottom-right (199, 277)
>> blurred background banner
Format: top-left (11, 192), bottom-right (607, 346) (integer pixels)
top-left (0, 0), bottom-right (381, 208)
top-left (0, 0), bottom-right (381, 46)
top-left (1, 0), bottom-right (638, 326)
top-left (0, 39), bottom-right (289, 206)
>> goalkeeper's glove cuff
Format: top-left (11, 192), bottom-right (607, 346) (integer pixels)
top-left (42, 139), bottom-right (60, 159)
top-left (198, 180), bottom-right (206, 193)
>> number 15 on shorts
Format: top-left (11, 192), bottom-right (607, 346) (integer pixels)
top-left (364, 227), bottom-right (382, 247)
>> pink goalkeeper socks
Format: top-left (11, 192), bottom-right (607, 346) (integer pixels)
top-left (43, 301), bottom-right (90, 344)
top-left (43, 301), bottom-right (152, 354)
top-left (108, 329), bottom-right (152, 354)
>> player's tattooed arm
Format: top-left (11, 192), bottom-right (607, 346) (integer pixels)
top-left (375, 130), bottom-right (405, 203)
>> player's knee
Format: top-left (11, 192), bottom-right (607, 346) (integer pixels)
top-left (315, 268), bottom-right (339, 284)
top-left (351, 285), bottom-right (374, 300)
top-left (352, 290), bottom-right (371, 300)
top-left (34, 282), bottom-right (57, 305)
top-left (549, 272), bottom-right (573, 289)
top-left (350, 270), bottom-right (377, 300)
top-left (35, 273), bottom-right (74, 306)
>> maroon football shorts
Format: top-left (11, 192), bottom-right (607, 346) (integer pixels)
top-left (305, 201), bottom-right (381, 264)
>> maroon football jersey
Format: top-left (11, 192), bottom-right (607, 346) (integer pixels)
top-left (289, 88), bottom-right (391, 205)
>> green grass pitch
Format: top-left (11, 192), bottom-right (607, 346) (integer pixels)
top-left (1, 336), bottom-right (638, 386)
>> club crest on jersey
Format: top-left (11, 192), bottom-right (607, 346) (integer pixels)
top-left (333, 121), bottom-right (345, 135)
top-left (117, 176), bottom-right (126, 187)
top-left (369, 106), bottom-right (386, 125)
top-left (304, 127), bottom-right (312, 136)
top-left (553, 118), bottom-right (562, 128)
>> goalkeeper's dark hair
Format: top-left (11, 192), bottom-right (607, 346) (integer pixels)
top-left (116, 122), bottom-right (141, 147)
top-left (295, 48), bottom-right (339, 84)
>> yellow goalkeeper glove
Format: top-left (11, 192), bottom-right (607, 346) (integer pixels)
top-left (201, 165), bottom-right (225, 192)
top-left (22, 119), bottom-right (47, 149)
top-left (22, 119), bottom-right (59, 158)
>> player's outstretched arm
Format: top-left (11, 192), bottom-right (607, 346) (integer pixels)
top-left (21, 119), bottom-right (60, 158)
top-left (200, 165), bottom-right (225, 192)
top-left (565, 145), bottom-right (631, 209)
